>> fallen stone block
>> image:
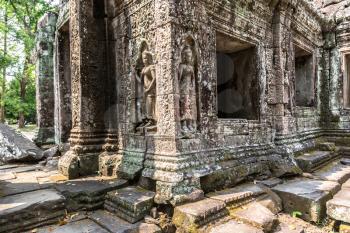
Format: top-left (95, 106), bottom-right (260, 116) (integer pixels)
top-left (295, 151), bottom-right (334, 172)
top-left (206, 183), bottom-right (264, 209)
top-left (327, 188), bottom-right (350, 223)
top-left (313, 161), bottom-right (350, 184)
top-left (105, 186), bottom-right (155, 223)
top-left (209, 220), bottom-right (263, 233)
top-left (0, 189), bottom-right (66, 233)
top-left (231, 202), bottom-right (278, 232)
top-left (55, 177), bottom-right (127, 211)
top-left (0, 123), bottom-right (43, 163)
top-left (173, 198), bottom-right (228, 232)
top-left (273, 179), bottom-right (340, 223)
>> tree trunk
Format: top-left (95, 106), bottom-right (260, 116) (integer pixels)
top-left (18, 57), bottom-right (29, 128)
top-left (0, 7), bottom-right (8, 123)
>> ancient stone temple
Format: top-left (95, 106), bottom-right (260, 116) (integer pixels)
top-left (26, 0), bottom-right (350, 231)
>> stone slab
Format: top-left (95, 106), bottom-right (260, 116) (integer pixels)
top-left (173, 198), bottom-right (228, 230)
top-left (55, 177), bottom-right (127, 211)
top-left (327, 188), bottom-right (350, 222)
top-left (209, 220), bottom-right (263, 233)
top-left (105, 186), bottom-right (155, 223)
top-left (206, 183), bottom-right (264, 207)
top-left (256, 178), bottom-right (283, 188)
top-left (295, 151), bottom-right (333, 172)
top-left (88, 210), bottom-right (134, 232)
top-left (55, 177), bottom-right (128, 196)
top-left (231, 202), bottom-right (277, 232)
top-left (88, 210), bottom-right (161, 233)
top-left (0, 189), bottom-right (66, 232)
top-left (35, 219), bottom-right (109, 233)
top-left (272, 179), bottom-right (341, 222)
top-left (0, 165), bottom-right (42, 174)
top-left (0, 164), bottom-right (22, 170)
top-left (0, 172), bottom-right (16, 181)
top-left (313, 161), bottom-right (350, 184)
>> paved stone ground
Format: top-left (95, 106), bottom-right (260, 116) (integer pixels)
top-left (0, 163), bottom-right (161, 233)
top-left (1, 156), bottom-right (350, 232)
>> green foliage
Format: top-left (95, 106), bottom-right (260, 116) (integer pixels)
top-left (5, 65), bottom-right (36, 122)
top-left (0, 0), bottom-right (57, 125)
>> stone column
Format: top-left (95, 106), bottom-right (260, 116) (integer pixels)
top-left (58, 0), bottom-right (108, 179)
top-left (270, 1), bottom-right (296, 134)
top-left (34, 12), bottom-right (58, 146)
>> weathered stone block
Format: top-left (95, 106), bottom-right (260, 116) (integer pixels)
top-left (273, 179), bottom-right (341, 223)
top-left (55, 177), bottom-right (127, 211)
top-left (206, 183), bottom-right (264, 208)
top-left (327, 187), bottom-right (350, 223)
top-left (105, 186), bottom-right (155, 223)
top-left (231, 202), bottom-right (278, 232)
top-left (295, 151), bottom-right (334, 172)
top-left (173, 198), bottom-right (228, 232)
top-left (88, 210), bottom-right (161, 233)
top-left (314, 161), bottom-right (350, 184)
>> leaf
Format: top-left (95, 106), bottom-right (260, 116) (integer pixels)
top-left (291, 211), bottom-right (303, 218)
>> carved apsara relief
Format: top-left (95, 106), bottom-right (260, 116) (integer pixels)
top-left (134, 40), bottom-right (157, 133)
top-left (179, 36), bottom-right (198, 136)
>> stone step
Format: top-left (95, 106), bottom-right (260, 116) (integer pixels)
top-left (272, 178), bottom-right (341, 223)
top-left (206, 183), bottom-right (265, 209)
top-left (231, 202), bottom-right (278, 232)
top-left (338, 146), bottom-right (350, 157)
top-left (173, 198), bottom-right (228, 232)
top-left (327, 179), bottom-right (350, 223)
top-left (0, 189), bottom-right (66, 233)
top-left (104, 186), bottom-right (155, 223)
top-left (313, 160), bottom-right (350, 184)
top-left (55, 176), bottom-right (128, 211)
top-left (208, 220), bottom-right (264, 233)
top-left (295, 150), bottom-right (337, 172)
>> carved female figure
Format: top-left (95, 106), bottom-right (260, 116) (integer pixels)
top-left (179, 46), bottom-right (197, 133)
top-left (141, 51), bottom-right (157, 127)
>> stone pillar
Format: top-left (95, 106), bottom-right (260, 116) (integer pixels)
top-left (270, 1), bottom-right (296, 134)
top-left (58, 0), bottom-right (108, 179)
top-left (54, 22), bottom-right (72, 145)
top-left (34, 12), bottom-right (58, 146)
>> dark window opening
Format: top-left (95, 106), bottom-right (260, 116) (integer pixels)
top-left (344, 54), bottom-right (350, 108)
top-left (93, 0), bottom-right (105, 19)
top-left (295, 45), bottom-right (315, 107)
top-left (216, 33), bottom-right (259, 120)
